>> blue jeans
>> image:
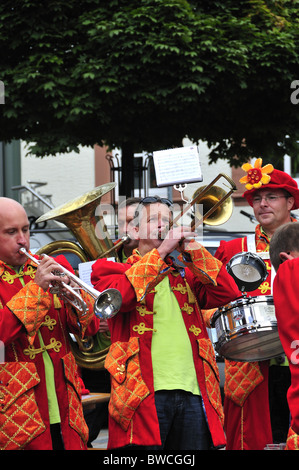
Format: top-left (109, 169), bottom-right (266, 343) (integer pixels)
top-left (144, 390), bottom-right (212, 450)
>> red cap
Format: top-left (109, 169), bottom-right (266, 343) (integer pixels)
top-left (240, 159), bottom-right (299, 210)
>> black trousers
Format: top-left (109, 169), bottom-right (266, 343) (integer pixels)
top-left (268, 365), bottom-right (291, 443)
top-left (50, 423), bottom-right (64, 450)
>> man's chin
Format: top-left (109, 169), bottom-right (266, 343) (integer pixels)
top-left (257, 213), bottom-right (273, 223)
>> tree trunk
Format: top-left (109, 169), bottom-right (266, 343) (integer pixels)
top-left (119, 142), bottom-right (134, 198)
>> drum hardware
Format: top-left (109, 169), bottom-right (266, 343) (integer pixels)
top-left (211, 253), bottom-right (283, 362)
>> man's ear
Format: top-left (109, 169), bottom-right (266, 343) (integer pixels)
top-left (132, 224), bottom-right (140, 241)
top-left (279, 251), bottom-right (293, 263)
top-left (287, 196), bottom-right (295, 211)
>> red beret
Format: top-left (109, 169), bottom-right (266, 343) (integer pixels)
top-left (240, 159), bottom-right (299, 210)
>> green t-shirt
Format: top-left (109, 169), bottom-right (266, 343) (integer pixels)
top-left (151, 277), bottom-right (200, 395)
top-left (16, 267), bottom-right (60, 424)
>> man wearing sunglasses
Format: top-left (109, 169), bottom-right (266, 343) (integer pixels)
top-left (91, 196), bottom-right (239, 450)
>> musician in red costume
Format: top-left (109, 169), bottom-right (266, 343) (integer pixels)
top-left (270, 222), bottom-right (299, 449)
top-left (91, 196), bottom-right (240, 449)
top-left (82, 197), bottom-right (140, 447)
top-left (0, 197), bottom-right (100, 450)
top-left (214, 159), bottom-right (299, 450)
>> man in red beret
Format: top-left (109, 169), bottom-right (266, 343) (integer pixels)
top-left (214, 159), bottom-right (299, 450)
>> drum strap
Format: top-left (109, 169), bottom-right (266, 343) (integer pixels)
top-left (246, 234), bottom-right (276, 292)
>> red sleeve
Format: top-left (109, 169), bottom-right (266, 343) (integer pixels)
top-left (91, 259), bottom-right (138, 311)
top-left (273, 258), bottom-right (299, 434)
top-left (54, 255), bottom-right (100, 338)
top-left (185, 264), bottom-right (240, 309)
top-left (214, 238), bottom-right (244, 264)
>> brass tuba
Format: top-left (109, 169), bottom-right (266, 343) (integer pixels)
top-left (35, 182), bottom-right (118, 262)
top-left (35, 183), bottom-right (118, 369)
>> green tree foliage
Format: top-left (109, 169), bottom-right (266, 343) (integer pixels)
top-left (0, 0), bottom-right (299, 169)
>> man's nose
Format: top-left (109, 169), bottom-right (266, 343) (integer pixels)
top-left (260, 196), bottom-right (269, 206)
top-left (17, 231), bottom-right (27, 244)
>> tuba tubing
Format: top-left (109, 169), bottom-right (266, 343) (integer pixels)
top-left (20, 248), bottom-right (122, 320)
top-left (96, 234), bottom-right (130, 259)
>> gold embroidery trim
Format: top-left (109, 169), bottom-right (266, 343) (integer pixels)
top-left (189, 324), bottom-right (202, 336)
top-left (41, 315), bottom-right (56, 330)
top-left (23, 338), bottom-right (62, 359)
top-left (172, 283), bottom-right (188, 295)
top-left (136, 305), bottom-right (155, 316)
top-left (132, 323), bottom-right (157, 335)
top-left (182, 303), bottom-right (194, 315)
top-left (258, 282), bottom-right (271, 294)
top-left (2, 265), bottom-right (36, 283)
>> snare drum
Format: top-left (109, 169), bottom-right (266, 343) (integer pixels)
top-left (211, 296), bottom-right (283, 362)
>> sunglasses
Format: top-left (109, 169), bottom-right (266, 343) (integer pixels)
top-left (139, 196), bottom-right (173, 207)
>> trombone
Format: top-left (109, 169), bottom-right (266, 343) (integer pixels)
top-left (100, 173), bottom-right (237, 254)
top-left (171, 173), bottom-right (236, 230)
top-left (19, 248), bottom-right (122, 320)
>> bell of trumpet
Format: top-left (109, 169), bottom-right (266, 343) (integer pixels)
top-left (192, 185), bottom-right (233, 226)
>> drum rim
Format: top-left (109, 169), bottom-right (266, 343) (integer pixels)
top-left (226, 251), bottom-right (268, 292)
top-left (211, 295), bottom-right (274, 325)
top-left (215, 327), bottom-right (283, 362)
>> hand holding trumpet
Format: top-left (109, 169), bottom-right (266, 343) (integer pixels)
top-left (19, 248), bottom-right (122, 319)
top-left (33, 254), bottom-right (73, 293)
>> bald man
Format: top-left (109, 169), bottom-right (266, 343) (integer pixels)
top-left (0, 197), bottom-right (99, 450)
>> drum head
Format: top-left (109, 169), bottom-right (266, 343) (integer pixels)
top-left (227, 252), bottom-right (268, 292)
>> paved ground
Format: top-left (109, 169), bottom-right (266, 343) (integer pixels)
top-left (89, 428), bottom-right (109, 449)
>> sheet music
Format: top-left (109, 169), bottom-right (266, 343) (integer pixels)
top-left (78, 258), bottom-right (116, 288)
top-left (78, 261), bottom-right (96, 287)
top-left (153, 146), bottom-right (203, 187)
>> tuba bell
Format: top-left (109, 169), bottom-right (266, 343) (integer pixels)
top-left (35, 182), bottom-right (119, 262)
top-left (35, 183), bottom-right (119, 370)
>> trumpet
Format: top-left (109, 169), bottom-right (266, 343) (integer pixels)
top-left (19, 248), bottom-right (122, 320)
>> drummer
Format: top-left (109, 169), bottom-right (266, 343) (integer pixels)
top-left (270, 222), bottom-right (299, 449)
top-left (213, 159), bottom-right (299, 450)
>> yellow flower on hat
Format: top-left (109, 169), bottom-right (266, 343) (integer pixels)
top-left (239, 158), bottom-right (274, 190)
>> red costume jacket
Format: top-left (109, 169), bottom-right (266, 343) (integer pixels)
top-left (0, 253), bottom-right (99, 450)
top-left (91, 245), bottom-right (239, 449)
top-left (214, 231), bottom-right (273, 450)
top-left (273, 258), bottom-right (299, 450)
